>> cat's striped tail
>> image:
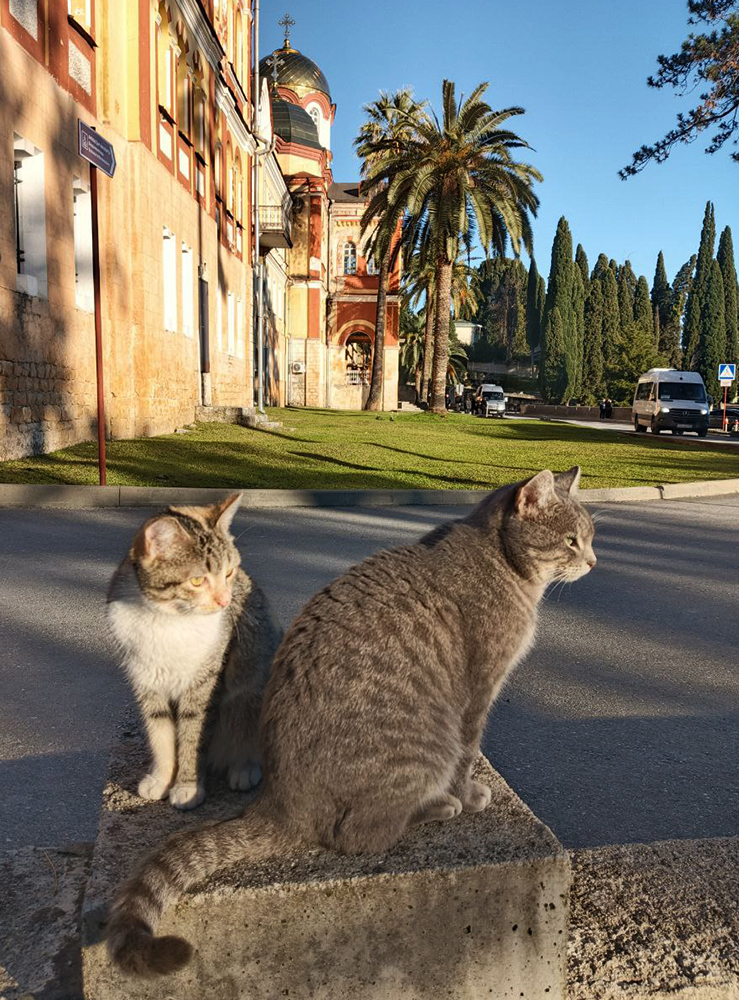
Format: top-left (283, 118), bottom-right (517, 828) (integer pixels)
top-left (107, 797), bottom-right (291, 978)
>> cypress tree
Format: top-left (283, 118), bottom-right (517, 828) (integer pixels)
top-left (651, 251), bottom-right (672, 351)
top-left (542, 307), bottom-right (567, 401)
top-left (542, 217), bottom-right (578, 402)
top-left (684, 201), bottom-right (716, 366)
top-left (600, 262), bottom-right (621, 376)
top-left (582, 279), bottom-right (605, 402)
top-left (617, 261), bottom-right (637, 332)
top-left (536, 274), bottom-right (546, 337)
top-left (526, 259), bottom-right (542, 358)
top-left (717, 226), bottom-right (739, 368)
top-left (575, 244), bottom-right (589, 291)
top-left (634, 275), bottom-right (655, 347)
top-left (699, 260), bottom-right (726, 401)
top-left (663, 256), bottom-right (695, 370)
top-left (571, 267), bottom-right (585, 399)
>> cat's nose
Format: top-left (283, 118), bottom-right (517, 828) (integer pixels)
top-left (214, 592), bottom-right (231, 607)
top-left (586, 555), bottom-right (597, 569)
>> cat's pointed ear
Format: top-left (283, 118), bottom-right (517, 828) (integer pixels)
top-left (135, 516), bottom-right (189, 562)
top-left (555, 466), bottom-right (581, 495)
top-left (515, 470), bottom-right (556, 519)
top-left (211, 493), bottom-right (243, 534)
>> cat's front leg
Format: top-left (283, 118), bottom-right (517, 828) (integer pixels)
top-left (450, 704), bottom-right (493, 814)
top-left (169, 677), bottom-right (217, 810)
top-left (138, 695), bottom-right (176, 800)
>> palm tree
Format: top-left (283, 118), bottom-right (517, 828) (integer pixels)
top-left (363, 80), bottom-right (542, 414)
top-left (398, 308), bottom-right (424, 400)
top-left (354, 90), bottom-right (427, 411)
top-left (403, 252), bottom-right (483, 402)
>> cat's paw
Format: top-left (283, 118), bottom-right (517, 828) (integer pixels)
top-left (415, 794), bottom-right (463, 824)
top-left (459, 779), bottom-right (492, 814)
top-left (138, 773), bottom-right (171, 801)
top-left (228, 762), bottom-right (262, 792)
top-left (168, 782), bottom-right (205, 810)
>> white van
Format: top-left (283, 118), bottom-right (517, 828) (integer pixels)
top-left (474, 384), bottom-right (506, 418)
top-left (632, 369), bottom-right (709, 436)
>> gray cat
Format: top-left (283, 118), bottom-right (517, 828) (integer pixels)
top-left (107, 468), bottom-right (595, 977)
top-left (107, 494), bottom-right (282, 811)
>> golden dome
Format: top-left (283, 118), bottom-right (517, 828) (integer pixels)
top-left (259, 43), bottom-right (331, 102)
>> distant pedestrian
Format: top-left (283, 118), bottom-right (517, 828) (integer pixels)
top-left (605, 398), bottom-right (613, 420)
top-left (599, 398), bottom-right (606, 420)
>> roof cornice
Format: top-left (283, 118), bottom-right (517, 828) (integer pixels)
top-left (216, 78), bottom-right (256, 153)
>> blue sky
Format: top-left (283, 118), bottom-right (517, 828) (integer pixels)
top-left (262, 0), bottom-right (738, 286)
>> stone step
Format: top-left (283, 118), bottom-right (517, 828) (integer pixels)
top-left (81, 726), bottom-right (568, 999)
top-left (0, 843), bottom-right (92, 1000)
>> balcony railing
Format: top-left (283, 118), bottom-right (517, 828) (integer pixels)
top-left (259, 204), bottom-right (293, 250)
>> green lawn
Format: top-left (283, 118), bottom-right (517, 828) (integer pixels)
top-left (1, 409), bottom-right (737, 491)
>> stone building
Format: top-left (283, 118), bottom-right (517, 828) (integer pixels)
top-left (257, 34), bottom-right (400, 410)
top-left (1, 0), bottom-right (256, 461)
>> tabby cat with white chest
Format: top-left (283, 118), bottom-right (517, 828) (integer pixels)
top-left (108, 468), bottom-right (595, 977)
top-left (107, 494), bottom-right (281, 811)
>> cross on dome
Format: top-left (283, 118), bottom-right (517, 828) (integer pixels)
top-left (278, 12), bottom-right (295, 46)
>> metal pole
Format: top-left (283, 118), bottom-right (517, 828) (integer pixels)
top-left (253, 0), bottom-right (265, 413)
top-left (723, 383), bottom-right (728, 431)
top-left (90, 164), bottom-right (107, 485)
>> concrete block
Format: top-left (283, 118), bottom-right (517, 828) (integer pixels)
top-left (568, 838), bottom-right (739, 1000)
top-left (581, 486), bottom-right (663, 503)
top-left (82, 727), bottom-right (569, 999)
top-left (0, 843), bottom-right (92, 1000)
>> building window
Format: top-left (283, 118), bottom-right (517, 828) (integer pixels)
top-left (217, 278), bottom-right (224, 351)
top-left (163, 228), bottom-right (177, 331)
top-left (194, 90), bottom-right (206, 155)
top-left (181, 244), bottom-right (194, 336)
top-left (177, 58), bottom-right (191, 136)
top-left (13, 134), bottom-right (47, 298)
top-left (234, 154), bottom-right (242, 222)
top-left (343, 241), bottom-right (357, 275)
top-left (308, 107), bottom-right (320, 130)
top-left (345, 332), bottom-right (372, 384)
top-left (227, 290), bottom-right (235, 355)
top-left (367, 256), bottom-right (377, 275)
top-left (73, 178), bottom-right (94, 312)
top-left (236, 295), bottom-right (244, 358)
top-left (10, 0), bottom-right (39, 39)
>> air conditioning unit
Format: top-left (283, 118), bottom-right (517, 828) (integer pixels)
top-left (291, 361), bottom-right (306, 375)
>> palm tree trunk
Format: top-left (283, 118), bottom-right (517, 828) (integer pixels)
top-left (414, 364), bottom-right (422, 402)
top-left (364, 252), bottom-right (391, 411)
top-left (420, 290), bottom-right (435, 403)
top-left (430, 258), bottom-right (453, 414)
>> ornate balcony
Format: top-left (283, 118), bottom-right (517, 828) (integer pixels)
top-left (259, 203), bottom-right (293, 250)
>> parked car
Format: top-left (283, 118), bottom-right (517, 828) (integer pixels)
top-left (709, 406), bottom-right (739, 429)
top-left (474, 384), bottom-right (506, 418)
top-left (632, 368), bottom-right (710, 436)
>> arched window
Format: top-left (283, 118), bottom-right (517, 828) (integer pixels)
top-left (176, 51), bottom-right (191, 135)
top-left (234, 153), bottom-right (242, 222)
top-left (157, 7), bottom-right (175, 115)
top-left (235, 8), bottom-right (244, 81)
top-left (225, 141), bottom-right (233, 212)
top-left (214, 141), bottom-right (222, 197)
top-left (194, 88), bottom-right (206, 155)
top-left (343, 241), bottom-right (357, 275)
top-left (308, 106), bottom-right (320, 130)
top-left (345, 332), bottom-right (372, 384)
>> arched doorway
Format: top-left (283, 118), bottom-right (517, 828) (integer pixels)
top-left (345, 331), bottom-right (373, 407)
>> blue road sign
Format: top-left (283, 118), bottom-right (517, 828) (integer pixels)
top-left (78, 120), bottom-right (116, 178)
top-left (718, 363), bottom-right (736, 381)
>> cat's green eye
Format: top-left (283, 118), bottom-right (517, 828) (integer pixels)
top-left (566, 536), bottom-right (578, 548)
top-left (190, 576), bottom-right (205, 587)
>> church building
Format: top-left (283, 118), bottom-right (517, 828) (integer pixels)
top-left (257, 26), bottom-right (401, 411)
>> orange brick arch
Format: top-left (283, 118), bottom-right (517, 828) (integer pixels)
top-left (335, 319), bottom-right (376, 347)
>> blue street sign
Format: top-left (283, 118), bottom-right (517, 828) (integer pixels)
top-left (78, 120), bottom-right (116, 178)
top-left (718, 363), bottom-right (736, 381)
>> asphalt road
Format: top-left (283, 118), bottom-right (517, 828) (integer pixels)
top-left (1, 495), bottom-right (737, 851)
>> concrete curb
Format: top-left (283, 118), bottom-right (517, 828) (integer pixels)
top-left (1, 478), bottom-right (739, 509)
